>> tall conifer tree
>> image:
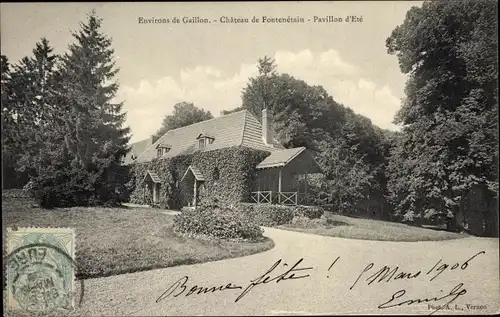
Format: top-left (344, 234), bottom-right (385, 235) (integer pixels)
top-left (33, 11), bottom-right (130, 206)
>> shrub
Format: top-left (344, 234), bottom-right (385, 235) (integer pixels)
top-left (293, 205), bottom-right (324, 219)
top-left (291, 215), bottom-right (322, 228)
top-left (199, 195), bottom-right (220, 209)
top-left (290, 214), bottom-right (348, 229)
top-left (236, 203), bottom-right (324, 227)
top-left (173, 206), bottom-right (264, 241)
top-left (292, 215), bottom-right (333, 228)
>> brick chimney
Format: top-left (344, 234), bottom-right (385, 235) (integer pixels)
top-left (150, 135), bottom-right (156, 144)
top-left (262, 108), bottom-right (273, 145)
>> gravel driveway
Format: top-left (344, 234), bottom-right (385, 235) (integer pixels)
top-left (73, 227), bottom-right (499, 316)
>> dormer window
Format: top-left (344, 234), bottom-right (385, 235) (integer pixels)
top-left (156, 143), bottom-right (171, 157)
top-left (198, 138), bottom-right (206, 149)
top-left (196, 133), bottom-right (215, 149)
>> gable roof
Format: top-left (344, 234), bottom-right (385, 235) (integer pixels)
top-left (180, 165), bottom-right (205, 182)
top-left (141, 171), bottom-right (161, 184)
top-left (127, 110), bottom-right (284, 164)
top-left (256, 146), bottom-right (322, 173)
top-left (197, 132), bottom-right (215, 139)
top-left (156, 143), bottom-right (172, 149)
top-left (257, 147), bottom-right (306, 169)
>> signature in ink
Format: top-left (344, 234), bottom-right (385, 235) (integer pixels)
top-left (378, 283), bottom-right (467, 315)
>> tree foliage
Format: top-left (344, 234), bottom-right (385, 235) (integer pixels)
top-left (153, 102), bottom-right (213, 142)
top-left (386, 0), bottom-right (498, 235)
top-left (238, 57), bottom-right (391, 215)
top-left (2, 39), bottom-right (59, 189)
top-left (2, 11), bottom-right (131, 207)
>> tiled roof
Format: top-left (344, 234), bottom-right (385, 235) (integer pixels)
top-left (256, 147), bottom-right (306, 169)
top-left (123, 138), bottom-right (152, 165)
top-left (142, 170), bottom-right (161, 183)
top-left (129, 110), bottom-right (284, 164)
top-left (241, 111), bottom-right (285, 152)
top-left (181, 165), bottom-right (205, 182)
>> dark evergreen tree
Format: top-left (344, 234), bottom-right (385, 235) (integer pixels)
top-left (241, 55), bottom-right (278, 117)
top-left (1, 39), bottom-right (59, 189)
top-left (1, 54), bottom-right (18, 188)
top-left (15, 39), bottom-right (59, 176)
top-left (31, 11), bottom-right (131, 207)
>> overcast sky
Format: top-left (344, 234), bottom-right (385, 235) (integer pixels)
top-left (1, 1), bottom-right (422, 142)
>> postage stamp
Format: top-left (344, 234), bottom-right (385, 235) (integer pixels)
top-left (5, 227), bottom-right (75, 312)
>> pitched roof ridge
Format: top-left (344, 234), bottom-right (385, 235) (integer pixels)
top-left (135, 142), bottom-right (154, 162)
top-left (284, 147), bottom-right (306, 165)
top-left (161, 109), bottom-right (247, 136)
top-left (134, 109), bottom-right (247, 162)
top-left (256, 146), bottom-right (307, 169)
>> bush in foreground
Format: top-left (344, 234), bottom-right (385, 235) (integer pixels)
top-left (236, 203), bottom-right (324, 226)
top-left (173, 206), bottom-right (264, 241)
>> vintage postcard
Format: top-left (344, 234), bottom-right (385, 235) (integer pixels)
top-left (1, 1), bottom-right (498, 316)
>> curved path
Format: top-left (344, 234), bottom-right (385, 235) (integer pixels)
top-left (75, 227), bottom-right (499, 316)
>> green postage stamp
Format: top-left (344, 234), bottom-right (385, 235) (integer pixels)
top-left (5, 227), bottom-right (75, 312)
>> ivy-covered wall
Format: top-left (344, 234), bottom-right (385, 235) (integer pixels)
top-left (127, 146), bottom-right (270, 209)
top-left (128, 154), bottom-right (192, 209)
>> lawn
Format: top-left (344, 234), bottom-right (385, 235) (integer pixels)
top-left (280, 212), bottom-right (469, 242)
top-left (2, 198), bottom-right (274, 280)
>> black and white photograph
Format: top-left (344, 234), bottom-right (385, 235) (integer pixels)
top-left (1, 1), bottom-right (499, 316)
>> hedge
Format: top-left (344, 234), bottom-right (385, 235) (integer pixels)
top-left (235, 203), bottom-right (324, 226)
top-left (173, 205), bottom-right (264, 241)
top-left (290, 214), bottom-right (346, 228)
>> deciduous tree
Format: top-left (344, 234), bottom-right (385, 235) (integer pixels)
top-left (153, 102), bottom-right (213, 141)
top-left (386, 0), bottom-right (498, 235)
top-left (240, 56), bottom-right (391, 215)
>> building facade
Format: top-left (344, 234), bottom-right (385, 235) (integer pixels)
top-left (124, 109), bottom-right (321, 209)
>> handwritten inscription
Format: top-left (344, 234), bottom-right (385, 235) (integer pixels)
top-left (156, 251), bottom-right (486, 315)
top-left (156, 276), bottom-right (243, 302)
top-left (350, 251), bottom-right (486, 290)
top-left (235, 258), bottom-right (313, 303)
top-left (378, 283), bottom-right (467, 315)
top-left (156, 258), bottom-right (314, 304)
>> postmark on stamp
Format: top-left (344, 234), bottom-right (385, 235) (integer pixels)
top-left (5, 227), bottom-right (75, 312)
